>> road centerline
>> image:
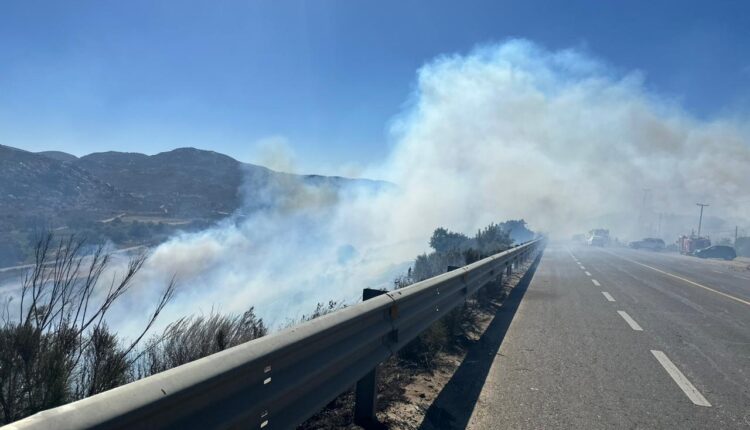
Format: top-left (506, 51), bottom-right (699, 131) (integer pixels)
top-left (602, 291), bottom-right (615, 301)
top-left (650, 350), bottom-right (711, 407)
top-left (617, 310), bottom-right (643, 331)
top-left (585, 271), bottom-right (592, 276)
top-left (592, 279), bottom-right (601, 287)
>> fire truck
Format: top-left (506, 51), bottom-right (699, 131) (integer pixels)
top-left (677, 235), bottom-right (711, 255)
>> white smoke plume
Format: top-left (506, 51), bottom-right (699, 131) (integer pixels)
top-left (113, 39), bottom-right (750, 333)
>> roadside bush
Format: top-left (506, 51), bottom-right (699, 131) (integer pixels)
top-left (278, 300), bottom-right (348, 330)
top-left (429, 228), bottom-right (473, 253)
top-left (413, 250), bottom-right (465, 281)
top-left (78, 324), bottom-right (130, 397)
top-left (498, 219), bottom-right (535, 244)
top-left (138, 308), bottom-right (267, 376)
top-left (475, 222), bottom-right (512, 254)
top-left (300, 300), bottom-right (346, 322)
top-left (0, 233), bottom-right (175, 424)
top-left (398, 319), bottom-right (449, 369)
top-left (397, 303), bottom-right (482, 371)
top-left (395, 221), bottom-right (524, 372)
top-left (302, 221), bottom-right (534, 428)
top-left (0, 232), bottom-right (274, 426)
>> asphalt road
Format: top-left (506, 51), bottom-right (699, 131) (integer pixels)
top-left (466, 245), bottom-right (750, 429)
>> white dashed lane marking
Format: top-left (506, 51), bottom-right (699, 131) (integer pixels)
top-left (617, 311), bottom-right (643, 331)
top-left (651, 350), bottom-right (711, 407)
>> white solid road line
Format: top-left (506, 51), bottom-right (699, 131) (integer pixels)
top-left (617, 311), bottom-right (643, 331)
top-left (651, 350), bottom-right (712, 407)
top-left (592, 279), bottom-right (601, 287)
top-left (602, 292), bottom-right (615, 301)
top-left (605, 251), bottom-right (750, 307)
top-left (585, 271), bottom-right (592, 276)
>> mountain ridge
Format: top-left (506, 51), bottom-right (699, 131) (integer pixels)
top-left (0, 144), bottom-right (386, 266)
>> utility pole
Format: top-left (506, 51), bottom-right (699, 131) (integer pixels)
top-left (696, 203), bottom-right (709, 236)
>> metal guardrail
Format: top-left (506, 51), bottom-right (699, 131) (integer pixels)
top-left (5, 239), bottom-right (545, 430)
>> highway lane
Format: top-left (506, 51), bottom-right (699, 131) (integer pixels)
top-left (466, 245), bottom-right (750, 429)
top-left (602, 247), bottom-right (750, 303)
top-left (578, 247), bottom-right (749, 419)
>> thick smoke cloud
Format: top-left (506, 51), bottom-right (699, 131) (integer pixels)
top-left (380, 40), bottom-right (749, 238)
top-left (114, 39), bottom-right (750, 334)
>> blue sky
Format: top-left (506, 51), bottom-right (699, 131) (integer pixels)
top-left (1, 0), bottom-right (749, 174)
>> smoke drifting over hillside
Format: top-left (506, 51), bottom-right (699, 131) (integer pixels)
top-left (118, 39), bottom-right (750, 332)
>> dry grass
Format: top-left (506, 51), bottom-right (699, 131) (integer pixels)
top-left (136, 308), bottom-right (267, 377)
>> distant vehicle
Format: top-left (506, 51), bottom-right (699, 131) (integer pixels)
top-left (693, 245), bottom-right (736, 260)
top-left (587, 228), bottom-right (610, 247)
top-left (629, 238), bottom-right (665, 251)
top-left (571, 234), bottom-right (586, 244)
top-left (677, 235), bottom-right (711, 254)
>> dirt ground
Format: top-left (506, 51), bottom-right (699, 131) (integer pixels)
top-left (377, 262), bottom-right (533, 430)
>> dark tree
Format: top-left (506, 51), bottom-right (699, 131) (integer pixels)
top-left (498, 219), bottom-right (535, 244)
top-left (475, 223), bottom-right (512, 254)
top-left (429, 228), bottom-right (472, 253)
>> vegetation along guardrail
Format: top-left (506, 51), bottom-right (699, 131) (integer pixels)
top-left (6, 239), bottom-right (546, 430)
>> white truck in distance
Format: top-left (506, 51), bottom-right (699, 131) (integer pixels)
top-left (587, 228), bottom-right (610, 247)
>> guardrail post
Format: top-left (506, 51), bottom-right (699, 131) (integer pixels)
top-left (506, 262), bottom-right (512, 276)
top-left (354, 288), bottom-right (387, 428)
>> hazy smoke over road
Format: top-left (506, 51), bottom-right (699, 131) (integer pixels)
top-left (116, 39), bottom-right (750, 333)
